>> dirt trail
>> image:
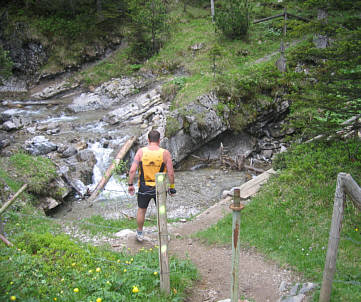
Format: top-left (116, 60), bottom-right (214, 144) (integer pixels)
top-left (165, 199), bottom-right (300, 302)
top-left (119, 170), bottom-right (303, 302)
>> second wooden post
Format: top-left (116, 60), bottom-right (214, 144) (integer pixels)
top-left (230, 188), bottom-right (244, 302)
top-left (156, 172), bottom-right (170, 294)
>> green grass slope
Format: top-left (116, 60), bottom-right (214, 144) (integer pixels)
top-left (196, 139), bottom-right (361, 301)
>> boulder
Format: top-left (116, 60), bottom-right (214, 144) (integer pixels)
top-left (95, 77), bottom-right (144, 99)
top-left (103, 86), bottom-right (163, 125)
top-left (40, 197), bottom-right (60, 211)
top-left (76, 149), bottom-right (96, 163)
top-left (32, 80), bottom-right (79, 99)
top-left (24, 136), bottom-right (57, 155)
top-left (68, 93), bottom-right (113, 112)
top-left (0, 131), bottom-right (12, 149)
top-left (61, 146), bottom-right (78, 158)
top-left (163, 93), bottom-right (229, 163)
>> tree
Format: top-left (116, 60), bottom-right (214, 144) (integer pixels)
top-left (288, 28), bottom-right (361, 140)
top-left (128, 0), bottom-right (167, 58)
top-left (214, 0), bottom-right (251, 40)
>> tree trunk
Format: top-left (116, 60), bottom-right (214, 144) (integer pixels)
top-left (87, 136), bottom-right (137, 203)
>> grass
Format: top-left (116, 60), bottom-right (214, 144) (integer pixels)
top-left (76, 46), bottom-right (138, 88)
top-left (0, 152), bottom-right (57, 197)
top-left (196, 139), bottom-right (361, 301)
top-left (77, 215), bottom-right (156, 236)
top-left (0, 206), bottom-right (198, 302)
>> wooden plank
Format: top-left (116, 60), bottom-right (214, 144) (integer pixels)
top-left (0, 184), bottom-right (28, 216)
top-left (253, 13), bottom-right (284, 24)
top-left (156, 172), bottom-right (170, 294)
top-left (88, 136), bottom-right (137, 202)
top-left (341, 173), bottom-right (361, 211)
top-left (238, 169), bottom-right (276, 200)
top-left (0, 234), bottom-right (13, 247)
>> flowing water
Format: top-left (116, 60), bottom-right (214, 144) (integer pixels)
top-left (2, 85), bottom-right (248, 222)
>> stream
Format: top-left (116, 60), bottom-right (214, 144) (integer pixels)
top-left (1, 79), bottom-right (250, 221)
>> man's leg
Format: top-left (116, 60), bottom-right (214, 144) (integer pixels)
top-left (136, 207), bottom-right (147, 231)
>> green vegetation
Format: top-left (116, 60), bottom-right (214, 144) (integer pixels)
top-left (196, 139), bottom-right (361, 301)
top-left (78, 215), bottom-right (156, 236)
top-left (0, 47), bottom-right (13, 80)
top-left (214, 0), bottom-right (252, 40)
top-left (0, 207), bottom-right (197, 301)
top-left (0, 152), bottom-right (57, 202)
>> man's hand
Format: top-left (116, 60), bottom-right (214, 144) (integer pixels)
top-left (168, 184), bottom-right (176, 197)
top-left (128, 184), bottom-right (135, 196)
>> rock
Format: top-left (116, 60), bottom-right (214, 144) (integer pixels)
top-left (0, 131), bottom-right (13, 149)
top-left (37, 122), bottom-right (59, 132)
top-left (299, 282), bottom-right (317, 295)
top-left (2, 121), bottom-right (18, 131)
top-left (72, 179), bottom-right (88, 198)
top-left (24, 136), bottom-right (57, 155)
top-left (279, 280), bottom-right (288, 292)
top-left (103, 86), bottom-right (162, 125)
top-left (289, 283), bottom-right (299, 296)
top-left (95, 77), bottom-right (143, 99)
top-left (65, 154), bottom-right (95, 185)
top-left (50, 177), bottom-right (72, 199)
top-left (0, 109), bottom-right (20, 123)
top-left (76, 149), bottom-right (96, 163)
top-left (190, 43), bottom-right (204, 51)
top-left (76, 141), bottom-right (88, 151)
top-left (61, 146), bottom-right (78, 158)
top-left (163, 93), bottom-right (229, 163)
top-left (32, 80), bottom-right (79, 99)
top-left (0, 77), bottom-right (28, 93)
top-left (115, 229), bottom-right (135, 238)
top-left (40, 197), bottom-right (61, 211)
top-left (68, 93), bottom-right (113, 112)
top-left (280, 294), bottom-right (306, 302)
top-left (247, 100), bottom-right (290, 138)
top-left (262, 149), bottom-right (273, 159)
top-left (313, 34), bottom-right (329, 49)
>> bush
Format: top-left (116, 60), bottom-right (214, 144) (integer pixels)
top-left (214, 0), bottom-right (252, 40)
top-left (0, 47), bottom-right (13, 80)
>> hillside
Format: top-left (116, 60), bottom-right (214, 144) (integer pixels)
top-left (0, 0), bottom-right (360, 301)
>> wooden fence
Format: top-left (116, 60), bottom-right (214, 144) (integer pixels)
top-left (319, 173), bottom-right (361, 302)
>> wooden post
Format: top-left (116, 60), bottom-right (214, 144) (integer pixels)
top-left (156, 172), bottom-right (170, 294)
top-left (210, 0), bottom-right (215, 21)
top-left (88, 136), bottom-right (137, 203)
top-left (0, 233), bottom-right (13, 247)
top-left (230, 188), bottom-right (244, 302)
top-left (319, 173), bottom-right (361, 302)
top-left (0, 184), bottom-right (28, 216)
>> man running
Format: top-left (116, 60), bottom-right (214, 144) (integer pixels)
top-left (128, 130), bottom-right (176, 242)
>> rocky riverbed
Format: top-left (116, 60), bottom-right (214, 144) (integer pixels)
top-left (0, 74), bottom-right (287, 218)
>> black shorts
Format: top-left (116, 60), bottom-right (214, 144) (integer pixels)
top-left (137, 184), bottom-right (156, 209)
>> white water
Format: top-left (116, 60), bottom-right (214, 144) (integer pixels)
top-left (87, 137), bottom-right (136, 202)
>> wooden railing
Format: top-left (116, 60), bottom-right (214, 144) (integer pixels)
top-left (319, 173), bottom-right (361, 302)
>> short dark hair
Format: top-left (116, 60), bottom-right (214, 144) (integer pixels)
top-left (148, 130), bottom-right (160, 142)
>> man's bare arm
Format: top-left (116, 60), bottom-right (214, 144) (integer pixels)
top-left (128, 149), bottom-right (142, 184)
top-left (164, 150), bottom-right (175, 185)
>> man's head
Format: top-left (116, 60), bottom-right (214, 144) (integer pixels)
top-left (148, 130), bottom-right (161, 143)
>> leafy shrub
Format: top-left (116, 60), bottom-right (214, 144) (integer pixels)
top-left (9, 152), bottom-right (57, 195)
top-left (1, 229), bottom-right (198, 301)
top-left (0, 47), bottom-right (13, 80)
top-left (165, 116), bottom-right (182, 138)
top-left (214, 0), bottom-right (252, 40)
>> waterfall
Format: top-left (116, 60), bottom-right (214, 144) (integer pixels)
top-left (87, 137), bottom-right (135, 202)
